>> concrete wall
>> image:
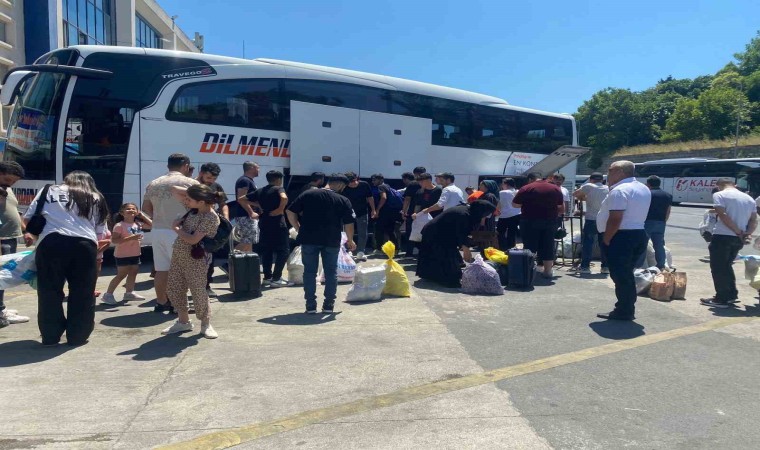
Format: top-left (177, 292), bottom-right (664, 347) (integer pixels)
top-left (576, 145), bottom-right (760, 174)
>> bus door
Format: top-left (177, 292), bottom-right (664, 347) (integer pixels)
top-left (358, 109), bottom-right (430, 179)
top-left (289, 101), bottom-right (360, 176)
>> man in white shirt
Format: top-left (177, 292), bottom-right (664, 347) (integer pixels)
top-left (552, 173), bottom-right (572, 215)
top-left (574, 172), bottom-right (609, 274)
top-left (596, 161), bottom-right (651, 321)
top-left (701, 178), bottom-right (757, 308)
top-left (496, 178), bottom-right (521, 249)
top-left (142, 153), bottom-right (199, 313)
top-left (424, 172), bottom-right (464, 214)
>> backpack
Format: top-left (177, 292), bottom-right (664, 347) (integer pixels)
top-left (181, 210), bottom-right (232, 253)
top-left (385, 186), bottom-right (403, 210)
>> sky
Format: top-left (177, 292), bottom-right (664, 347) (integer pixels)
top-left (159, 0), bottom-right (760, 114)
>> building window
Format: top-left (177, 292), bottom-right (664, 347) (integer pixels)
top-left (62, 0), bottom-right (115, 47)
top-left (136, 14), bottom-right (162, 49)
top-left (0, 22), bottom-right (6, 44)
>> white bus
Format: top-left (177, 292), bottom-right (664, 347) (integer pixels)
top-left (635, 158), bottom-right (760, 204)
top-left (1, 46), bottom-right (585, 216)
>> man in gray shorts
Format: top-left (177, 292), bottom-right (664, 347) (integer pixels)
top-left (143, 153), bottom-right (198, 313)
top-left (231, 161), bottom-right (260, 252)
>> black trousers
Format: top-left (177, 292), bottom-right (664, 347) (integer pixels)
top-left (35, 233), bottom-right (97, 345)
top-left (0, 238), bottom-right (18, 312)
top-left (520, 219), bottom-right (556, 263)
top-left (260, 226), bottom-right (289, 280)
top-left (497, 215), bottom-right (520, 250)
top-left (708, 234), bottom-right (744, 302)
top-left (605, 230), bottom-right (648, 317)
top-left (375, 210), bottom-right (400, 250)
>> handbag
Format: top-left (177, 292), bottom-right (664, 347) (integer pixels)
top-left (25, 184), bottom-right (52, 236)
top-left (471, 229), bottom-right (499, 249)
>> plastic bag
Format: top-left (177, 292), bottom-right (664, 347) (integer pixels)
top-left (409, 213), bottom-right (432, 242)
top-left (556, 236), bottom-right (579, 258)
top-left (346, 265), bottom-right (386, 302)
top-left (287, 246), bottom-right (304, 285)
top-left (0, 251), bottom-right (37, 290)
top-left (634, 267), bottom-right (659, 295)
top-left (484, 247), bottom-right (509, 265)
top-left (318, 233), bottom-right (357, 283)
top-left (699, 211), bottom-right (717, 242)
top-left (646, 243), bottom-right (673, 269)
top-left (381, 241), bottom-right (411, 297)
top-left (461, 254), bottom-right (504, 295)
top-left (289, 228), bottom-right (298, 241)
top-left (742, 255), bottom-right (760, 281)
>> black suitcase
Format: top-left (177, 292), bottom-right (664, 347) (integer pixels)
top-left (485, 260), bottom-right (509, 286)
top-left (228, 250), bottom-right (262, 297)
top-left (507, 249), bottom-right (535, 289)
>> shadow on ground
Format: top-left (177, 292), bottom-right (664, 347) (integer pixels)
top-left (0, 340), bottom-right (74, 367)
top-left (118, 334), bottom-right (202, 361)
top-left (100, 311), bottom-right (175, 328)
top-left (588, 320), bottom-right (646, 340)
top-left (258, 312), bottom-right (340, 325)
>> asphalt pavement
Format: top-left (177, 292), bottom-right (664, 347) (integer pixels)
top-left (1, 206), bottom-right (759, 450)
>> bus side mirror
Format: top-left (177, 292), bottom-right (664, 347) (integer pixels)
top-left (1, 71), bottom-right (34, 106)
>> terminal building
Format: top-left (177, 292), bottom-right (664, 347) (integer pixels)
top-left (0, 0), bottom-right (203, 130)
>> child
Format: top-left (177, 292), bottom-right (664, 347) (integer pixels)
top-left (102, 203), bottom-right (152, 305)
top-left (94, 229), bottom-right (111, 298)
top-left (161, 184), bottom-right (222, 339)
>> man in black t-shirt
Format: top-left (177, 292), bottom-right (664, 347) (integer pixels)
top-left (342, 172), bottom-right (376, 261)
top-left (231, 161), bottom-right (260, 252)
top-left (401, 167), bottom-right (426, 255)
top-left (413, 173), bottom-right (442, 217)
top-left (636, 175), bottom-right (673, 269)
top-left (197, 163), bottom-right (228, 297)
top-left (287, 174), bottom-right (356, 314)
top-left (247, 170), bottom-right (290, 287)
top-left (371, 173), bottom-right (402, 252)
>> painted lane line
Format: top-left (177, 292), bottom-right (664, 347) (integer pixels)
top-left (158, 316), bottom-right (757, 450)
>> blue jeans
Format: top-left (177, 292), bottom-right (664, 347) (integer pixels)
top-left (301, 244), bottom-right (340, 311)
top-left (580, 220), bottom-right (607, 269)
top-left (636, 220), bottom-right (667, 269)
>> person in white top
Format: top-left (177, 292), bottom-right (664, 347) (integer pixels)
top-left (552, 173), bottom-right (572, 216)
top-left (496, 178), bottom-right (521, 250)
top-left (424, 172), bottom-right (464, 214)
top-left (595, 161), bottom-right (651, 321)
top-left (23, 171), bottom-right (109, 346)
top-left (700, 178), bottom-right (757, 308)
top-left (573, 172), bottom-right (610, 274)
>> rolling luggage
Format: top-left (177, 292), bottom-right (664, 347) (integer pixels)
top-left (228, 250), bottom-right (262, 297)
top-left (507, 249), bottom-right (535, 289)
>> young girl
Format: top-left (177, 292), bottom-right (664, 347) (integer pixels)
top-left (161, 184), bottom-right (222, 339)
top-left (102, 203), bottom-right (152, 305)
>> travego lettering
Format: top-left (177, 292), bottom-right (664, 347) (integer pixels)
top-left (198, 133), bottom-right (291, 158)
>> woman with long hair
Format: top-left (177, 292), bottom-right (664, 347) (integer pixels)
top-left (24, 171), bottom-right (109, 346)
top-left (161, 184), bottom-right (223, 339)
top-left (416, 200), bottom-right (496, 287)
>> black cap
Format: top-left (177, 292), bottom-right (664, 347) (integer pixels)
top-left (328, 173), bottom-right (349, 184)
top-left (590, 172), bottom-right (603, 181)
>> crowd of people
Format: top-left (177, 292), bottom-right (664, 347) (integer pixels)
top-left (2, 152), bottom-right (758, 346)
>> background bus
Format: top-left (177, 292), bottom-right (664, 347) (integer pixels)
top-left (1, 46), bottom-right (585, 217)
top-left (635, 158), bottom-right (760, 204)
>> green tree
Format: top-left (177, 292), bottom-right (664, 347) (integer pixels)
top-left (698, 87), bottom-right (750, 139)
top-left (661, 97), bottom-right (705, 141)
top-left (735, 31), bottom-right (760, 75)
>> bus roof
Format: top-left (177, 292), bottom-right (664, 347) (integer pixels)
top-left (66, 46), bottom-right (573, 120)
top-left (637, 157), bottom-right (760, 165)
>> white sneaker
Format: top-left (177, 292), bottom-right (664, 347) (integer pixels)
top-left (101, 293), bottom-right (119, 305)
top-left (1, 310), bottom-right (29, 324)
top-left (269, 279), bottom-right (293, 288)
top-left (356, 252), bottom-right (367, 261)
top-left (201, 324), bottom-right (218, 339)
top-left (161, 320), bottom-right (193, 335)
top-left (600, 267), bottom-right (610, 274)
top-left (123, 292), bottom-right (146, 301)
top-left (578, 267), bottom-right (591, 274)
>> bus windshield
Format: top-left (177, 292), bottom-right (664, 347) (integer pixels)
top-left (4, 71), bottom-right (68, 180)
